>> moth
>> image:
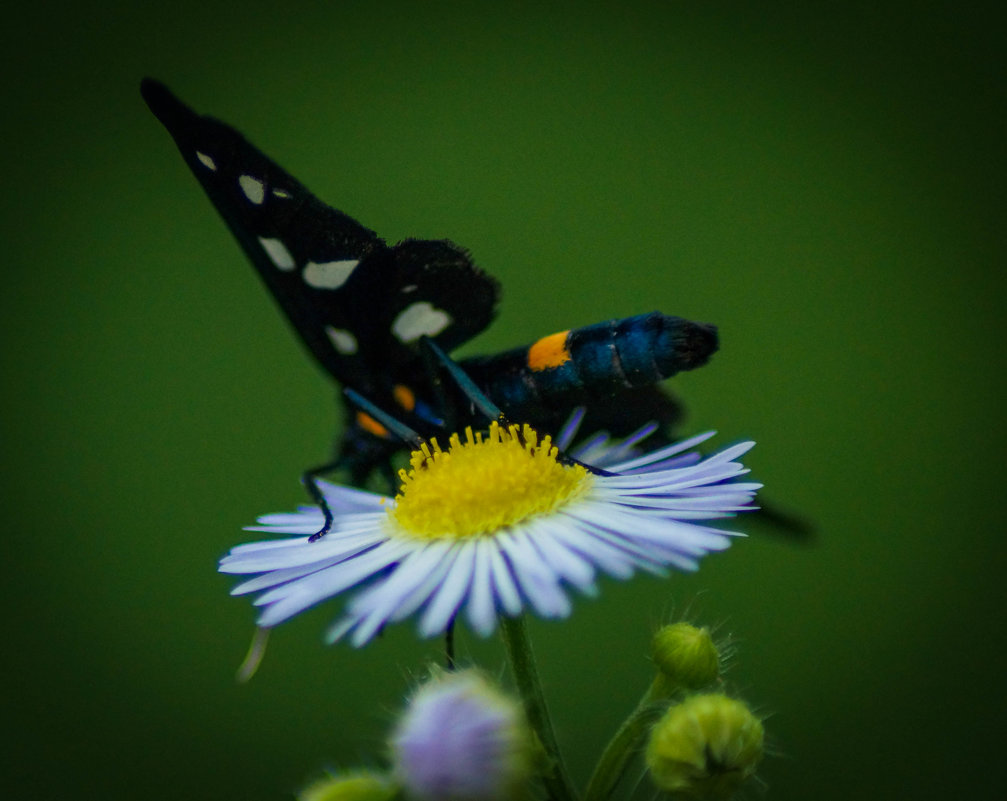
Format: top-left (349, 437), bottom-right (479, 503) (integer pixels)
top-left (142, 79), bottom-right (721, 534)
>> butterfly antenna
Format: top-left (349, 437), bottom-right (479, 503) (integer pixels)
top-left (420, 337), bottom-right (506, 424)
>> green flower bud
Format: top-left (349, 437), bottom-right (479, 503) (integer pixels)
top-left (645, 694), bottom-right (764, 799)
top-left (651, 623), bottom-right (720, 691)
top-left (298, 771), bottom-right (397, 801)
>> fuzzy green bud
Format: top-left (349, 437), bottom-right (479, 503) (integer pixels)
top-left (645, 694), bottom-right (763, 799)
top-left (651, 623), bottom-right (720, 691)
top-left (298, 771), bottom-right (397, 801)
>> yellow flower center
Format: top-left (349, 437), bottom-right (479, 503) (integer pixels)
top-left (389, 422), bottom-right (593, 540)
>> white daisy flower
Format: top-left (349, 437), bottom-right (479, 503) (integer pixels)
top-left (219, 421), bottom-right (760, 646)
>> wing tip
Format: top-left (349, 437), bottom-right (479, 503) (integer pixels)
top-left (140, 78), bottom-right (191, 131)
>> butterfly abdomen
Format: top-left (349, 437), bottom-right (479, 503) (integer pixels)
top-left (461, 312), bottom-right (718, 418)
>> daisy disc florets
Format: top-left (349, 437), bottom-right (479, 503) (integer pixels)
top-left (392, 423), bottom-right (591, 539)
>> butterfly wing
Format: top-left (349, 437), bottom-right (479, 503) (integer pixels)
top-left (141, 79), bottom-right (499, 397)
top-left (335, 237), bottom-right (500, 384)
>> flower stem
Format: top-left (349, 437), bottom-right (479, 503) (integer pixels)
top-left (583, 678), bottom-right (666, 801)
top-left (499, 615), bottom-right (579, 801)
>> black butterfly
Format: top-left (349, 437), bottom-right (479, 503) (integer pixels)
top-left (142, 80), bottom-right (724, 533)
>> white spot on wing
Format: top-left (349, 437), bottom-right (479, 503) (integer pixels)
top-left (392, 302), bottom-right (452, 343)
top-left (258, 237), bottom-right (295, 271)
top-left (239, 174), bottom-right (265, 204)
top-left (401, 284), bottom-right (418, 293)
top-left (325, 326), bottom-right (358, 354)
top-left (303, 260), bottom-right (359, 290)
top-left (195, 151), bottom-right (216, 170)
top-left (272, 188), bottom-right (291, 199)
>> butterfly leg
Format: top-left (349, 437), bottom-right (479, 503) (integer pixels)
top-left (303, 460), bottom-right (343, 542)
top-left (304, 394), bottom-right (424, 541)
top-left (418, 333), bottom-right (457, 432)
top-left (344, 388), bottom-right (424, 448)
top-left (418, 336), bottom-right (507, 425)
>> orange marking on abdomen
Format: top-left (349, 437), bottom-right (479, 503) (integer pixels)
top-left (356, 411), bottom-right (389, 438)
top-left (527, 330), bottom-right (572, 371)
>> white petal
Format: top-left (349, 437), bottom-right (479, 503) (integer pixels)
top-left (623, 453), bottom-right (701, 473)
top-left (230, 563), bottom-right (330, 596)
top-left (554, 507), bottom-right (670, 575)
top-left (347, 541), bottom-right (452, 618)
top-left (418, 545), bottom-right (477, 637)
top-left (573, 501), bottom-right (731, 555)
top-left (588, 422), bottom-right (660, 465)
top-left (224, 536), bottom-right (310, 556)
top-left (242, 523), bottom-right (322, 535)
top-left (607, 431), bottom-right (717, 471)
top-left (549, 523), bottom-right (638, 579)
top-left (465, 538), bottom-right (498, 636)
top-left (345, 541), bottom-right (459, 645)
top-left (316, 482), bottom-right (390, 511)
top-left (498, 529), bottom-right (571, 618)
top-left (487, 540), bottom-right (523, 616)
top-left (526, 518), bottom-right (598, 594)
top-left (325, 615), bottom-right (358, 644)
top-left (254, 540), bottom-right (410, 626)
top-left (221, 531), bottom-right (383, 573)
top-left (555, 407), bottom-right (586, 450)
top-left (252, 512), bottom-right (325, 527)
top-left (570, 431), bottom-right (612, 463)
top-left (598, 464), bottom-right (749, 493)
top-left (245, 508), bottom-right (386, 536)
top-left (589, 489), bottom-right (757, 515)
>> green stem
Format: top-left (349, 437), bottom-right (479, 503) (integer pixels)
top-left (583, 678), bottom-right (667, 801)
top-left (499, 615), bottom-right (579, 801)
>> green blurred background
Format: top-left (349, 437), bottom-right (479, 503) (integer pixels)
top-left (4, 2), bottom-right (1004, 798)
